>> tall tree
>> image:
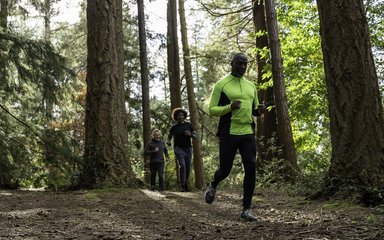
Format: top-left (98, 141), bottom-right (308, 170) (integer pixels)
top-left (41, 0), bottom-right (56, 189)
top-left (137, 0), bottom-right (151, 184)
top-left (316, 0), bottom-right (384, 200)
top-left (0, 0), bottom-right (9, 82)
top-left (178, 0), bottom-right (204, 189)
top-left (167, 0), bottom-right (182, 185)
top-left (167, 0), bottom-right (182, 110)
top-left (252, 0), bottom-right (278, 171)
top-left (0, 0), bottom-right (8, 29)
top-left (264, 0), bottom-right (298, 181)
top-left (82, 0), bottom-right (136, 187)
top-left (43, 0), bottom-right (51, 41)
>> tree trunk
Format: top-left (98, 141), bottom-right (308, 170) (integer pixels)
top-left (317, 0), bottom-right (384, 200)
top-left (167, 0), bottom-right (182, 184)
top-left (0, 0), bottom-right (8, 29)
top-left (252, 0), bottom-right (278, 173)
top-left (137, 0), bottom-right (151, 185)
top-left (264, 0), bottom-right (298, 181)
top-left (43, 0), bottom-right (51, 42)
top-left (82, 0), bottom-right (136, 187)
top-left (0, 0), bottom-right (9, 84)
top-left (178, 0), bottom-right (204, 189)
top-left (167, 0), bottom-right (182, 110)
top-left (42, 0), bottom-right (56, 189)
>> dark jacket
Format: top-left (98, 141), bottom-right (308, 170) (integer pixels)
top-left (144, 139), bottom-right (169, 163)
top-left (168, 122), bottom-right (195, 148)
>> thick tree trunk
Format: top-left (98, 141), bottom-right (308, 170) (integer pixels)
top-left (252, 0), bottom-right (278, 173)
top-left (82, 0), bottom-right (135, 187)
top-left (137, 0), bottom-right (151, 185)
top-left (264, 0), bottom-right (298, 181)
top-left (167, 0), bottom-right (182, 110)
top-left (317, 0), bottom-right (384, 200)
top-left (178, 0), bottom-right (204, 189)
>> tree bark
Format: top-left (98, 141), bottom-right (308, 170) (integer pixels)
top-left (43, 0), bottom-right (51, 42)
top-left (317, 0), bottom-right (384, 199)
top-left (167, 0), bottom-right (182, 110)
top-left (264, 0), bottom-right (298, 181)
top-left (82, 0), bottom-right (135, 187)
top-left (178, 0), bottom-right (204, 189)
top-left (137, 0), bottom-right (151, 185)
top-left (167, 0), bottom-right (182, 184)
top-left (0, 0), bottom-right (8, 29)
top-left (0, 0), bottom-right (9, 84)
top-left (252, 0), bottom-right (278, 172)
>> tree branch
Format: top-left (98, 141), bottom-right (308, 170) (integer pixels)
top-left (0, 103), bottom-right (44, 142)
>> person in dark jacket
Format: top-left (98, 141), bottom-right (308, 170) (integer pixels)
top-left (167, 108), bottom-right (197, 192)
top-left (145, 129), bottom-right (169, 192)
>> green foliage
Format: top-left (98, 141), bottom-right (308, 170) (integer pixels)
top-left (1, 32), bottom-right (74, 98)
top-left (164, 152), bottom-right (180, 190)
top-left (322, 201), bottom-right (349, 210)
top-left (321, 201), bottom-right (367, 213)
top-left (256, 136), bottom-right (287, 188)
top-left (277, 0), bottom-right (329, 156)
top-left (0, 131), bottom-right (19, 188)
top-left (365, 0), bottom-right (384, 100)
top-left (254, 134), bottom-right (329, 195)
top-left (0, 5), bottom-right (83, 189)
top-left (376, 205), bottom-right (384, 214)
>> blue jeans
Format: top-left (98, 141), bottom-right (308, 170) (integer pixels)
top-left (174, 146), bottom-right (192, 188)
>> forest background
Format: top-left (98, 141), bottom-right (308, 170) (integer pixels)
top-left (0, 0), bottom-right (384, 205)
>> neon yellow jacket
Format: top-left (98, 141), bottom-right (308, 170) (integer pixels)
top-left (209, 74), bottom-right (259, 136)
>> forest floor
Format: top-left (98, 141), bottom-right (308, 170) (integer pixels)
top-left (0, 188), bottom-right (384, 240)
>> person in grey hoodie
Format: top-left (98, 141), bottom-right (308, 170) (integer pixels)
top-left (145, 129), bottom-right (169, 191)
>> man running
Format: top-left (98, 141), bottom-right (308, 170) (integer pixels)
top-left (204, 53), bottom-right (265, 221)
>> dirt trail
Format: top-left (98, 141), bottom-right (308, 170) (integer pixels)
top-left (0, 188), bottom-right (383, 239)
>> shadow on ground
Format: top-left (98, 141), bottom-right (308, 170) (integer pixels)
top-left (0, 188), bottom-right (383, 239)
